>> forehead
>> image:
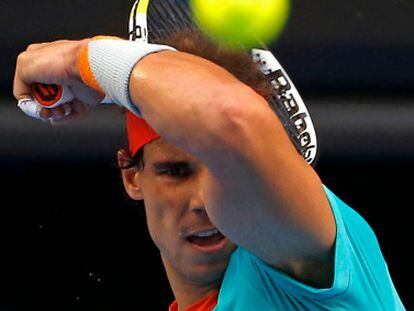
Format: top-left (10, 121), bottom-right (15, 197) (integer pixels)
top-left (144, 138), bottom-right (198, 163)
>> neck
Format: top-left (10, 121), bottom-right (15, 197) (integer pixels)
top-left (162, 256), bottom-right (220, 311)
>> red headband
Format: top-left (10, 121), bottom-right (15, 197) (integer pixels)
top-left (126, 111), bottom-right (161, 156)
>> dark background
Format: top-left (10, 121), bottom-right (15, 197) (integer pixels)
top-left (0, 0), bottom-right (413, 310)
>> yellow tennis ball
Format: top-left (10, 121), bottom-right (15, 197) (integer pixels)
top-left (190, 0), bottom-right (290, 50)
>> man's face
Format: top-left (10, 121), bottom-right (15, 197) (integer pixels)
top-left (122, 138), bottom-right (236, 286)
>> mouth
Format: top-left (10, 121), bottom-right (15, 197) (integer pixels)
top-left (186, 228), bottom-right (227, 253)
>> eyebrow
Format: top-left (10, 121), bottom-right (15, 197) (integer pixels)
top-left (152, 161), bottom-right (191, 170)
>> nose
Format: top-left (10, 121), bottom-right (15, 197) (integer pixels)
top-left (189, 185), bottom-right (207, 215)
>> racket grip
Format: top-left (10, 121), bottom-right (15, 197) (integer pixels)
top-left (31, 83), bottom-right (74, 108)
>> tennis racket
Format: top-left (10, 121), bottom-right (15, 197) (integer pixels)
top-left (128, 0), bottom-right (318, 164)
top-left (24, 0), bottom-right (318, 164)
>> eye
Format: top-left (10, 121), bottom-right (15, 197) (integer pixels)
top-left (158, 166), bottom-right (193, 178)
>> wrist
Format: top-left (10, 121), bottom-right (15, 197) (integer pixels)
top-left (71, 39), bottom-right (92, 81)
top-left (77, 37), bottom-right (177, 116)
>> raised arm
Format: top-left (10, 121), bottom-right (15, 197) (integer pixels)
top-left (13, 38), bottom-right (336, 287)
top-left (130, 50), bottom-right (336, 287)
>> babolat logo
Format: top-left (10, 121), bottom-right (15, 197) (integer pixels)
top-left (266, 69), bottom-right (316, 163)
top-left (252, 49), bottom-right (318, 164)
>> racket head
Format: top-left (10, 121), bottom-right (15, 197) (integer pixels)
top-left (127, 0), bottom-right (319, 165)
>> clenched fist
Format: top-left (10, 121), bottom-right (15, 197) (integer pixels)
top-left (13, 39), bottom-right (104, 125)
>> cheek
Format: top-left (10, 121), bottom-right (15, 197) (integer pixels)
top-left (141, 181), bottom-right (189, 247)
top-left (142, 176), bottom-right (191, 219)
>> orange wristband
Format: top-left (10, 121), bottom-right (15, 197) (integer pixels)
top-left (77, 36), bottom-right (176, 116)
top-left (78, 36), bottom-right (122, 94)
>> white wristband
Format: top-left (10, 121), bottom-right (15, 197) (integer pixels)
top-left (86, 39), bottom-right (176, 116)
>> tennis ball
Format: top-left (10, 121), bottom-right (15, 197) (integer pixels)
top-left (190, 0), bottom-right (290, 50)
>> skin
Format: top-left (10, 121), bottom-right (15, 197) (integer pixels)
top-left (14, 39), bottom-right (336, 310)
top-left (118, 139), bottom-right (237, 309)
top-left (13, 40), bottom-right (99, 125)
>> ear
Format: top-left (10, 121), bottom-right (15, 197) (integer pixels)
top-left (117, 150), bottom-right (144, 201)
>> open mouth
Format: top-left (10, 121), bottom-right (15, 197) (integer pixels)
top-left (186, 228), bottom-right (225, 247)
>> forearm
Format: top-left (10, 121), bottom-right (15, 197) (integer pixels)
top-left (129, 50), bottom-right (266, 157)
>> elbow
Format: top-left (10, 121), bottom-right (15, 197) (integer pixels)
top-left (214, 85), bottom-right (269, 147)
top-left (187, 82), bottom-right (271, 159)
top-left (218, 84), bottom-right (263, 119)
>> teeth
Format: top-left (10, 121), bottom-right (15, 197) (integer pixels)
top-left (193, 229), bottom-right (218, 238)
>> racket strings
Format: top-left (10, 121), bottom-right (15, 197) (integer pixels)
top-left (172, 0), bottom-right (195, 28)
top-left (148, 2), bottom-right (176, 39)
top-left (149, 1), bottom-right (180, 39)
top-left (148, 12), bottom-right (175, 40)
top-left (158, 0), bottom-right (190, 29)
top-left (148, 0), bottom-right (195, 41)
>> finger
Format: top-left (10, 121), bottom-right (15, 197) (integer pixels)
top-left (48, 106), bottom-right (67, 122)
top-left (50, 111), bottom-right (83, 126)
top-left (44, 103), bottom-right (73, 120)
top-left (39, 108), bottom-right (51, 120)
top-left (61, 103), bottom-right (72, 116)
top-left (13, 40), bottom-right (78, 102)
top-left (13, 53), bottom-right (32, 101)
top-left (26, 42), bottom-right (49, 52)
top-left (70, 99), bottom-right (91, 117)
top-left (17, 98), bottom-right (44, 120)
top-left (17, 98), bottom-right (54, 122)
top-left (49, 100), bottom-right (88, 126)
top-left (25, 40), bottom-right (71, 52)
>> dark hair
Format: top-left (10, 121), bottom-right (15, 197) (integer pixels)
top-left (120, 29), bottom-right (273, 170)
top-left (119, 146), bottom-right (145, 171)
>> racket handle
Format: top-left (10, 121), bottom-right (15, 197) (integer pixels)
top-left (31, 83), bottom-right (74, 108)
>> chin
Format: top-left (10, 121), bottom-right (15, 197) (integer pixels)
top-left (183, 261), bottom-right (228, 286)
top-left (183, 248), bottom-right (236, 285)
top-left (161, 237), bottom-right (237, 286)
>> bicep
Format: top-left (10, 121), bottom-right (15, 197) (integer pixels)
top-left (201, 97), bottom-right (336, 269)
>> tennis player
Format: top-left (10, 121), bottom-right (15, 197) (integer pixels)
top-left (13, 29), bottom-right (405, 310)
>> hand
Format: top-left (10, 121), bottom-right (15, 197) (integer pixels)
top-left (13, 39), bottom-right (104, 124)
top-left (18, 98), bottom-right (93, 125)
